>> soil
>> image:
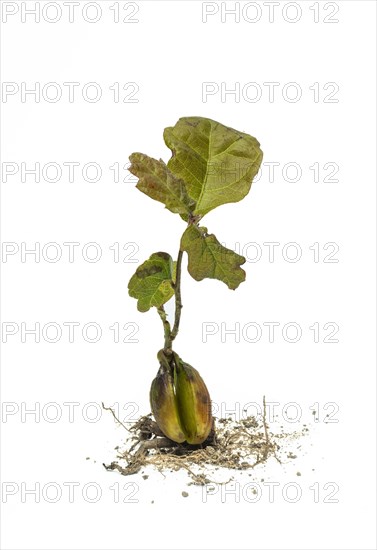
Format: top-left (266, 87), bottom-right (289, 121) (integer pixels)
top-left (102, 399), bottom-right (308, 485)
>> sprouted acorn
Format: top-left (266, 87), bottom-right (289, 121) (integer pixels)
top-left (127, 117), bottom-right (263, 448)
top-left (150, 350), bottom-right (212, 444)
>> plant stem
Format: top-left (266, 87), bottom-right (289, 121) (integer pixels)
top-left (156, 246), bottom-right (184, 352)
top-left (171, 248), bottom-right (183, 343)
top-left (157, 306), bottom-right (172, 350)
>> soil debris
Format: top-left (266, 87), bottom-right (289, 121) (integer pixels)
top-left (102, 398), bottom-right (308, 485)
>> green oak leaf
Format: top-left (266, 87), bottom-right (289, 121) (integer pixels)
top-left (129, 152), bottom-right (195, 216)
top-left (128, 252), bottom-right (175, 312)
top-left (180, 225), bottom-right (246, 290)
top-left (164, 116), bottom-right (263, 217)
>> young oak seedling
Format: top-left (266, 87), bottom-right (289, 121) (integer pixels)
top-left (128, 116), bottom-right (263, 445)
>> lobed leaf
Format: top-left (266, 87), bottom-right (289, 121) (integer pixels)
top-left (129, 152), bottom-right (195, 216)
top-left (128, 252), bottom-right (175, 312)
top-left (164, 116), bottom-right (263, 217)
top-left (180, 225), bottom-right (246, 290)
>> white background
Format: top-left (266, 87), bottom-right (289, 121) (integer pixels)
top-left (0, 1), bottom-right (376, 549)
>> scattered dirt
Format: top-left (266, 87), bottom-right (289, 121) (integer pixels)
top-left (102, 399), bottom-right (308, 485)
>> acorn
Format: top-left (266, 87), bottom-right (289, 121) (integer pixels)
top-left (150, 350), bottom-right (212, 445)
top-left (150, 361), bottom-right (186, 444)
